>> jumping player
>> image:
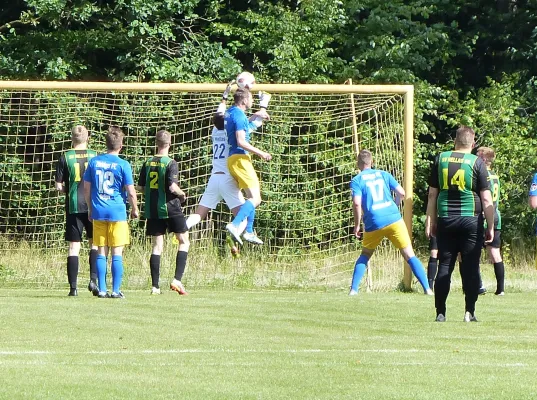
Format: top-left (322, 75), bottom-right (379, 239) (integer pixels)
top-left (224, 88), bottom-right (271, 246)
top-left (186, 84), bottom-right (271, 251)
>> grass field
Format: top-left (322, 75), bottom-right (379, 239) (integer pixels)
top-left (1, 289), bottom-right (537, 399)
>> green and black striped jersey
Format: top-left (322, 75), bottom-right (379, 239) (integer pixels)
top-left (487, 169), bottom-right (501, 230)
top-left (428, 151), bottom-right (489, 218)
top-left (138, 155), bottom-right (182, 219)
top-left (55, 149), bottom-right (97, 214)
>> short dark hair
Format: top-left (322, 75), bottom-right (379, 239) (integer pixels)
top-left (234, 88), bottom-right (251, 106)
top-left (213, 113), bottom-right (225, 130)
top-left (455, 126), bottom-right (475, 147)
top-left (106, 126), bottom-right (124, 151)
top-left (357, 149), bottom-right (372, 168)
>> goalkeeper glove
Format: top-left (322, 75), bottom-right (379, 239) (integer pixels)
top-left (258, 91), bottom-right (271, 109)
top-left (222, 80), bottom-right (235, 101)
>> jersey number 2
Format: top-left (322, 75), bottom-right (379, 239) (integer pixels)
top-left (149, 171), bottom-right (159, 189)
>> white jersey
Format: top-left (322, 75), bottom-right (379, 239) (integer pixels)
top-left (211, 127), bottom-right (230, 174)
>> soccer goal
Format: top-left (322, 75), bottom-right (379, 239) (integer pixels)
top-left (0, 81), bottom-right (414, 290)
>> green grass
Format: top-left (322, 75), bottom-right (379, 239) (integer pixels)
top-left (1, 289), bottom-right (537, 399)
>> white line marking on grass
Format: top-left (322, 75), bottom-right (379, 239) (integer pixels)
top-left (1, 348), bottom-right (537, 356)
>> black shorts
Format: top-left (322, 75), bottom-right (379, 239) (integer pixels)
top-left (437, 215), bottom-right (484, 268)
top-left (486, 230), bottom-right (501, 249)
top-left (65, 213), bottom-right (93, 242)
top-left (146, 216), bottom-right (188, 236)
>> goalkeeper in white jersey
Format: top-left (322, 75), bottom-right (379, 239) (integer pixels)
top-left (185, 83), bottom-right (271, 246)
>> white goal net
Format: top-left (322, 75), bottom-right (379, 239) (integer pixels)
top-left (0, 82), bottom-right (412, 290)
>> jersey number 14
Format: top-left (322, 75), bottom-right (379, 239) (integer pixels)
top-left (442, 168), bottom-right (466, 191)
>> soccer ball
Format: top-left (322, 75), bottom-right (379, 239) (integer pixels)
top-left (236, 71), bottom-right (255, 90)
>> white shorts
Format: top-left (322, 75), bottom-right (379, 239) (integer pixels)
top-left (198, 173), bottom-right (245, 210)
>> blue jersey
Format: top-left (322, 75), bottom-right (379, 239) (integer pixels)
top-left (225, 105), bottom-right (251, 156)
top-left (529, 173), bottom-right (537, 234)
top-left (83, 153), bottom-right (134, 221)
top-left (350, 169), bottom-right (402, 232)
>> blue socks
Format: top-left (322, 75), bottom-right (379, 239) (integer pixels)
top-left (246, 207), bottom-right (256, 234)
top-left (96, 254), bottom-right (124, 294)
top-left (111, 255), bottom-right (124, 294)
top-left (96, 254), bottom-right (107, 292)
top-left (351, 254), bottom-right (369, 292)
top-left (408, 256), bottom-right (430, 292)
top-left (232, 199), bottom-right (255, 227)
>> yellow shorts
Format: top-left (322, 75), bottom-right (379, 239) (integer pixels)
top-left (227, 154), bottom-right (259, 190)
top-left (362, 219), bottom-right (410, 250)
top-left (93, 220), bottom-right (130, 247)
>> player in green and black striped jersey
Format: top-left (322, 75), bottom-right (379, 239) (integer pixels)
top-left (477, 146), bottom-right (505, 295)
top-left (137, 130), bottom-right (189, 296)
top-left (426, 126), bottom-right (495, 323)
top-left (54, 125), bottom-right (99, 297)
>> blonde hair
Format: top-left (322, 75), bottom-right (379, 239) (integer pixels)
top-left (156, 130), bottom-right (171, 148)
top-left (71, 125), bottom-right (88, 146)
top-left (106, 126), bottom-right (124, 151)
top-left (476, 146), bottom-right (495, 164)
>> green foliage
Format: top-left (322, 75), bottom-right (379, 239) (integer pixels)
top-left (0, 0), bottom-right (240, 81)
top-left (210, 0), bottom-right (346, 82)
top-left (2, 0), bottom-right (537, 248)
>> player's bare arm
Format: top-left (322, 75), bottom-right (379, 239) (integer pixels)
top-left (169, 182), bottom-right (186, 203)
top-left (235, 130), bottom-right (272, 161)
top-left (249, 109), bottom-right (270, 121)
top-left (125, 184), bottom-right (139, 219)
top-left (55, 181), bottom-right (65, 193)
top-left (394, 185), bottom-right (405, 206)
top-left (480, 189), bottom-right (494, 243)
top-left (529, 195), bottom-right (537, 209)
top-left (84, 181), bottom-right (92, 221)
top-left (425, 187), bottom-right (439, 238)
top-left (352, 196), bottom-right (362, 238)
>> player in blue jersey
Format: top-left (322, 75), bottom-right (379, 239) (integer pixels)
top-left (349, 150), bottom-right (432, 295)
top-left (83, 126), bottom-right (139, 298)
top-left (224, 88), bottom-right (270, 246)
top-left (528, 172), bottom-right (537, 269)
top-left (186, 85), bottom-right (270, 231)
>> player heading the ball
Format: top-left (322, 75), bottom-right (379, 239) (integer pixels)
top-left (225, 87), bottom-right (271, 246)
